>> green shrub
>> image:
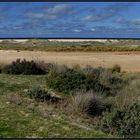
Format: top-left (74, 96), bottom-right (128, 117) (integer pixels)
top-left (46, 68), bottom-right (86, 94)
top-left (36, 61), bottom-right (55, 74)
top-left (81, 66), bottom-right (103, 80)
top-left (111, 64), bottom-right (121, 73)
top-left (2, 59), bottom-right (46, 75)
top-left (46, 68), bottom-right (108, 94)
top-left (26, 86), bottom-right (59, 102)
top-left (46, 65), bottom-right (125, 95)
top-left (111, 78), bottom-right (140, 109)
top-left (97, 102), bottom-right (140, 137)
top-left (72, 64), bottom-right (81, 70)
top-left (50, 64), bottom-right (69, 75)
top-left (83, 75), bottom-right (110, 96)
top-left (99, 69), bottom-right (125, 96)
top-left (72, 91), bottom-right (111, 116)
top-left (81, 65), bottom-right (125, 96)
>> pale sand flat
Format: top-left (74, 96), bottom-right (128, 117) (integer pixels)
top-left (0, 50), bottom-right (140, 72)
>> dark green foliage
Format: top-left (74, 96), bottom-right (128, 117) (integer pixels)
top-left (46, 65), bottom-right (124, 96)
top-left (85, 97), bottom-right (111, 116)
top-left (111, 64), bottom-right (121, 73)
top-left (99, 70), bottom-right (125, 96)
top-left (36, 61), bottom-right (55, 74)
top-left (82, 66), bottom-right (125, 96)
top-left (27, 86), bottom-right (58, 102)
top-left (83, 76), bottom-right (110, 96)
top-left (46, 68), bottom-right (86, 94)
top-left (97, 102), bottom-right (140, 137)
top-left (2, 59), bottom-right (46, 75)
top-left (46, 68), bottom-right (107, 94)
top-left (81, 66), bottom-right (103, 80)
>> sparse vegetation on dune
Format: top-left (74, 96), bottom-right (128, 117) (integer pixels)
top-left (0, 39), bottom-right (140, 52)
top-left (0, 59), bottom-right (140, 138)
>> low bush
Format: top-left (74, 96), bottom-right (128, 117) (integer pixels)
top-left (81, 66), bottom-right (103, 80)
top-left (0, 64), bottom-right (4, 73)
top-left (50, 64), bottom-right (69, 75)
top-left (111, 64), bottom-right (121, 73)
top-left (72, 91), bottom-right (111, 116)
top-left (72, 64), bottom-right (81, 70)
top-left (26, 86), bottom-right (59, 102)
top-left (83, 66), bottom-right (124, 96)
top-left (47, 67), bottom-right (108, 94)
top-left (111, 78), bottom-right (140, 109)
top-left (46, 64), bottom-right (125, 96)
top-left (2, 59), bottom-right (46, 75)
top-left (36, 61), bottom-right (55, 74)
top-left (97, 102), bottom-right (140, 137)
top-left (46, 68), bottom-right (86, 94)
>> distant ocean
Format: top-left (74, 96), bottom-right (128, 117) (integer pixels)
top-left (0, 38), bottom-right (140, 40)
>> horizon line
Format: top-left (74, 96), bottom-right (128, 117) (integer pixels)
top-left (0, 38), bottom-right (140, 40)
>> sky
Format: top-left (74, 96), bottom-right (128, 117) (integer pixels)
top-left (0, 2), bottom-right (140, 38)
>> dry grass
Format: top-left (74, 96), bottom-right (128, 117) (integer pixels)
top-left (71, 90), bottom-right (110, 117)
top-left (71, 91), bottom-right (101, 112)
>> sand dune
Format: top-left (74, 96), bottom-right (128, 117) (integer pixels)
top-left (0, 39), bottom-right (28, 42)
top-left (48, 39), bottom-right (109, 42)
top-left (0, 39), bottom-right (119, 43)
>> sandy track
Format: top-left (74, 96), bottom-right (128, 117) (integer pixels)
top-left (0, 50), bottom-right (140, 72)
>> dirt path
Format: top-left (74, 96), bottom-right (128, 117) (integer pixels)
top-left (0, 50), bottom-right (140, 72)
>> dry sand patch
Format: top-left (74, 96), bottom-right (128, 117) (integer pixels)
top-left (0, 50), bottom-right (140, 72)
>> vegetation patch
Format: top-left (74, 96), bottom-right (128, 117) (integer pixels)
top-left (72, 91), bottom-right (111, 116)
top-left (97, 102), bottom-right (140, 137)
top-left (26, 86), bottom-right (61, 103)
top-left (2, 59), bottom-right (46, 75)
top-left (46, 65), bottom-right (125, 96)
top-left (0, 60), bottom-right (140, 138)
top-left (0, 39), bottom-right (140, 52)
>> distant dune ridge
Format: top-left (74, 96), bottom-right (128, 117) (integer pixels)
top-left (0, 39), bottom-right (119, 43)
top-left (0, 39), bottom-right (28, 42)
top-left (48, 39), bottom-right (110, 42)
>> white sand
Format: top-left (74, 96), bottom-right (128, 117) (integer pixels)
top-left (0, 39), bottom-right (28, 42)
top-left (0, 39), bottom-right (119, 43)
top-left (48, 39), bottom-right (109, 42)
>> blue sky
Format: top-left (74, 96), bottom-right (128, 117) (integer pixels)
top-left (0, 2), bottom-right (140, 38)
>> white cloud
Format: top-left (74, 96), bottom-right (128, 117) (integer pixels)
top-left (131, 19), bottom-right (140, 25)
top-left (82, 4), bottom-right (132, 22)
top-left (73, 29), bottom-right (81, 32)
top-left (47, 4), bottom-right (72, 15)
top-left (28, 13), bottom-right (44, 18)
top-left (82, 15), bottom-right (94, 21)
top-left (27, 4), bottom-right (74, 20)
top-left (91, 28), bottom-right (95, 31)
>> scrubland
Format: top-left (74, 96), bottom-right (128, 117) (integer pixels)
top-left (0, 59), bottom-right (140, 138)
top-left (0, 39), bottom-right (140, 138)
